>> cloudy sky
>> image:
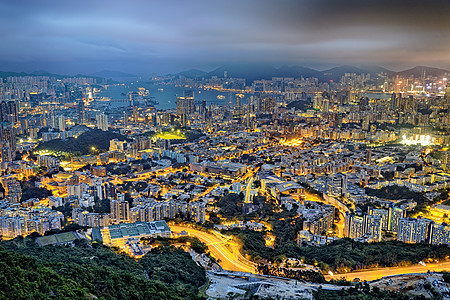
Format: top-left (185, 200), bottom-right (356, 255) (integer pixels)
top-left (1, 0), bottom-right (449, 75)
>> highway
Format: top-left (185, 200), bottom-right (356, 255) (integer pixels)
top-left (170, 224), bottom-right (256, 273)
top-left (325, 261), bottom-right (450, 282)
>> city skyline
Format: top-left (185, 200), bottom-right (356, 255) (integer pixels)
top-left (0, 0), bottom-right (449, 75)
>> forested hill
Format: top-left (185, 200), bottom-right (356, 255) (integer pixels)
top-left (0, 238), bottom-right (206, 299)
top-left (34, 129), bottom-right (129, 158)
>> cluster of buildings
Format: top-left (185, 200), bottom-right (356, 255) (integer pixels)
top-left (71, 190), bottom-right (207, 229)
top-left (299, 201), bottom-right (335, 236)
top-left (344, 206), bottom-right (407, 242)
top-left (0, 68), bottom-right (448, 255)
top-left (0, 201), bottom-right (63, 238)
top-left (397, 216), bottom-right (450, 246)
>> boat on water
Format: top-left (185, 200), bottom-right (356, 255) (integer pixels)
top-left (217, 95), bottom-right (225, 100)
top-left (158, 88), bottom-right (164, 92)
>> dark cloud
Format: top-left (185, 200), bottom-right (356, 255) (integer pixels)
top-left (0, 0), bottom-right (449, 74)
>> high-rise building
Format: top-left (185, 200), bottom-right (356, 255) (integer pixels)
top-left (322, 99), bottom-right (330, 113)
top-left (0, 216), bottom-right (26, 238)
top-left (344, 213), bottom-right (364, 238)
top-left (429, 223), bottom-right (450, 246)
top-left (58, 115), bottom-right (65, 132)
top-left (0, 100), bottom-right (18, 123)
top-left (390, 93), bottom-right (400, 110)
top-left (368, 207), bottom-right (389, 231)
top-left (0, 127), bottom-right (15, 162)
top-left (123, 112), bottom-right (129, 127)
top-left (0, 100), bottom-right (18, 162)
top-left (96, 113), bottom-right (109, 131)
top-left (397, 218), bottom-right (432, 243)
top-left (77, 100), bottom-right (85, 125)
top-left (366, 148), bottom-right (372, 164)
top-left (133, 106), bottom-right (139, 122)
top-left (363, 214), bottom-right (382, 242)
top-left (442, 151), bottom-right (449, 170)
top-left (258, 96), bottom-right (275, 113)
top-left (176, 91), bottom-right (195, 116)
top-left (188, 201), bottom-right (206, 224)
top-left (327, 173), bottom-right (347, 196)
top-left (110, 197), bottom-right (130, 224)
top-left (388, 206), bottom-right (406, 233)
top-left (235, 95), bottom-right (241, 115)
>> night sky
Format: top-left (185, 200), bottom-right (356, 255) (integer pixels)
top-left (1, 0), bottom-right (449, 75)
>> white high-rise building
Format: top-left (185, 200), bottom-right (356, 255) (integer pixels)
top-left (397, 218), bottom-right (432, 243)
top-left (363, 214), bottom-right (382, 242)
top-left (96, 113), bottom-right (109, 131)
top-left (344, 213), bottom-right (364, 238)
top-left (58, 115), bottom-right (65, 132)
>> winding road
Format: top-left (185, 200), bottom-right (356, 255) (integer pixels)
top-left (170, 224), bottom-right (256, 273)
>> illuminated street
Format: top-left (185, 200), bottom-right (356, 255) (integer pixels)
top-left (244, 177), bottom-right (254, 203)
top-left (170, 224), bottom-right (256, 273)
top-left (325, 261), bottom-right (450, 282)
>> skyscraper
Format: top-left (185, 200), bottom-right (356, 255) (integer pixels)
top-left (235, 95), bottom-right (241, 115)
top-left (0, 100), bottom-right (18, 162)
top-left (58, 115), bottom-right (65, 132)
top-left (133, 106), bottom-right (139, 122)
top-left (77, 100), bottom-right (85, 125)
top-left (176, 91), bottom-right (195, 116)
top-left (96, 113), bottom-right (109, 131)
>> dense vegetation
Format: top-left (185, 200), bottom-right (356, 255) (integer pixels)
top-left (286, 99), bottom-right (312, 111)
top-left (140, 246), bottom-right (206, 288)
top-left (34, 129), bottom-right (128, 158)
top-left (20, 180), bottom-right (52, 202)
top-left (0, 246), bottom-right (87, 299)
top-left (217, 191), bottom-right (244, 218)
top-left (1, 238), bottom-right (206, 299)
top-left (223, 203), bottom-right (302, 261)
top-left (365, 185), bottom-right (424, 202)
top-left (141, 235), bottom-right (208, 254)
top-left (366, 185), bottom-right (431, 215)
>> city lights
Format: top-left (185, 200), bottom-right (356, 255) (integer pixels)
top-left (401, 134), bottom-right (437, 146)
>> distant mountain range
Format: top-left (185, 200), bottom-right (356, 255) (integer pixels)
top-left (175, 64), bottom-right (450, 82)
top-left (0, 69), bottom-right (137, 80)
top-left (0, 70), bottom-right (101, 79)
top-left (0, 65), bottom-right (448, 83)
